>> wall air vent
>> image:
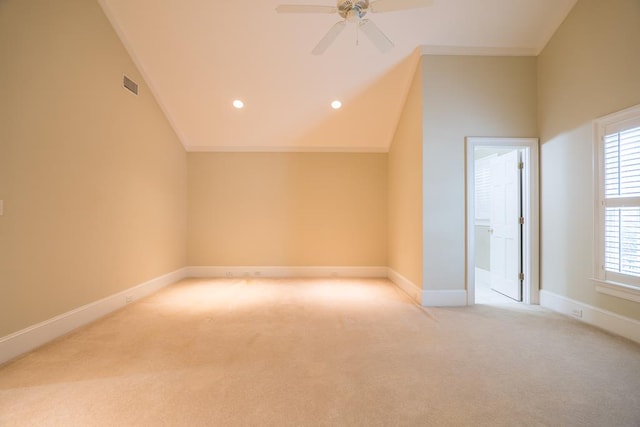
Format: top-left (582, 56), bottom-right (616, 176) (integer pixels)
top-left (123, 75), bottom-right (138, 95)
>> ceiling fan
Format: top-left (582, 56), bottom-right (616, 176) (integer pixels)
top-left (276, 0), bottom-right (434, 55)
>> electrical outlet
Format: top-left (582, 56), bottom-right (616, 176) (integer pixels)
top-left (571, 309), bottom-right (583, 318)
top-left (225, 271), bottom-right (233, 278)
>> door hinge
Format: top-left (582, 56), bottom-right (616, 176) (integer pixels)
top-left (519, 272), bottom-right (525, 281)
top-left (518, 161), bottom-right (524, 170)
top-left (519, 217), bottom-right (525, 225)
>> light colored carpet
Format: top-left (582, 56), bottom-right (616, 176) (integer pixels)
top-left (1, 278), bottom-right (639, 426)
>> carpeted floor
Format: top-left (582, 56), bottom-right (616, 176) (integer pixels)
top-left (1, 278), bottom-right (639, 426)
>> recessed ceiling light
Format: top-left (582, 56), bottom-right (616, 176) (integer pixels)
top-left (233, 99), bottom-right (244, 109)
top-left (331, 100), bottom-right (342, 110)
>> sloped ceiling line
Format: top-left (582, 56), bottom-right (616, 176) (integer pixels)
top-left (99, 0), bottom-right (577, 153)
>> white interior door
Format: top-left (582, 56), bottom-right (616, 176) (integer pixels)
top-left (489, 150), bottom-right (522, 301)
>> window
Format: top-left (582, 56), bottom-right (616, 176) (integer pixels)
top-left (594, 104), bottom-right (640, 301)
top-left (474, 154), bottom-right (493, 224)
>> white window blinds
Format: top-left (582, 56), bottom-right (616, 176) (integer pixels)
top-left (604, 127), bottom-right (640, 198)
top-left (603, 124), bottom-right (640, 278)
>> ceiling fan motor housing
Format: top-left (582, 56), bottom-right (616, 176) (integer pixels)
top-left (338, 0), bottom-right (370, 20)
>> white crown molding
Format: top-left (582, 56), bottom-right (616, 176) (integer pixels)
top-left (0, 268), bottom-right (188, 366)
top-left (540, 290), bottom-right (640, 344)
top-left (184, 145), bottom-right (389, 153)
top-left (419, 45), bottom-right (538, 57)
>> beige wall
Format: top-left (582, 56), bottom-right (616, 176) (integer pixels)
top-left (6, 0), bottom-right (637, 344)
top-left (422, 55), bottom-right (538, 292)
top-left (0, 0), bottom-right (187, 337)
top-left (388, 59), bottom-right (423, 288)
top-left (188, 152), bottom-right (387, 267)
top-left (538, 0), bottom-right (640, 320)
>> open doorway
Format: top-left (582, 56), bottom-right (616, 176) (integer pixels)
top-left (466, 138), bottom-right (539, 305)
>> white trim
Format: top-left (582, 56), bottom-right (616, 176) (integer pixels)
top-left (186, 266), bottom-right (388, 279)
top-left (0, 268), bottom-right (188, 366)
top-left (593, 103), bottom-right (640, 288)
top-left (190, 266), bottom-right (443, 307)
top-left (422, 290), bottom-right (468, 307)
top-left (387, 268), bottom-right (422, 304)
top-left (465, 137), bottom-right (540, 305)
top-left (184, 145), bottom-right (389, 153)
top-left (595, 104), bottom-right (640, 128)
top-left (419, 45), bottom-right (537, 57)
top-left (387, 268), bottom-right (467, 307)
top-left (592, 279), bottom-right (640, 303)
top-left (540, 290), bottom-right (640, 344)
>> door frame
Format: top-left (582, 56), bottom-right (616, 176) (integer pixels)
top-left (465, 137), bottom-right (540, 305)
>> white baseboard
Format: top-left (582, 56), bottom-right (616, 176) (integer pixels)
top-left (540, 290), bottom-right (640, 344)
top-left (186, 266), bottom-right (388, 279)
top-left (0, 268), bottom-right (188, 366)
top-left (422, 290), bottom-right (468, 307)
top-left (386, 269), bottom-right (468, 307)
top-left (387, 268), bottom-right (422, 304)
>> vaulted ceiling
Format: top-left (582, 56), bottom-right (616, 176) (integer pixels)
top-left (99, 0), bottom-right (577, 152)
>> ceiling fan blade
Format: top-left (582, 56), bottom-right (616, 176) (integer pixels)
top-left (359, 19), bottom-right (394, 53)
top-left (276, 5), bottom-right (338, 14)
top-left (370, 0), bottom-right (434, 13)
top-left (312, 21), bottom-right (347, 55)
